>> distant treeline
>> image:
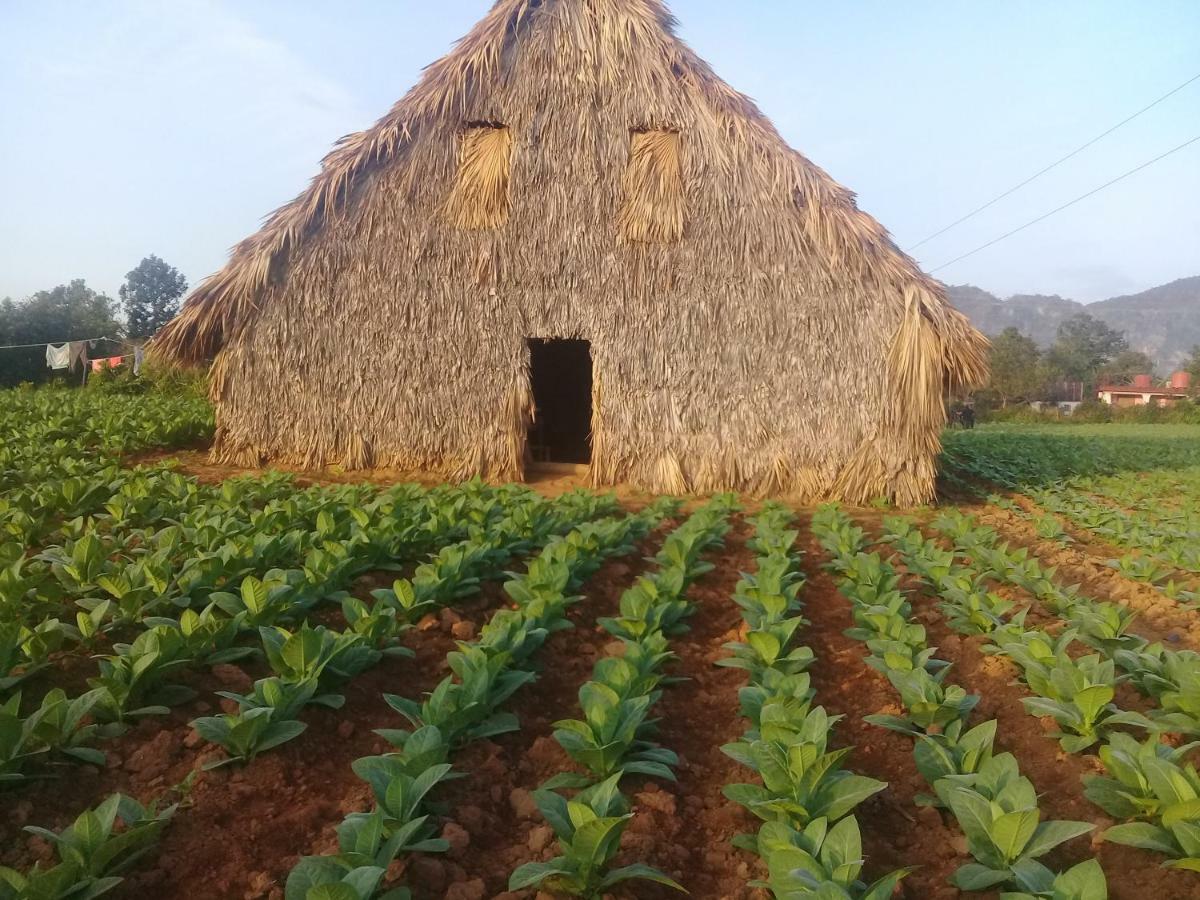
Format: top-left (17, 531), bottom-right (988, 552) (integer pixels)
top-left (0, 256), bottom-right (187, 386)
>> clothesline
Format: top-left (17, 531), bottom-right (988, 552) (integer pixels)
top-left (0, 334), bottom-right (131, 351)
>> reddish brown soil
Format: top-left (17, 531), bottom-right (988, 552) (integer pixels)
top-left (971, 499), bottom-right (1200, 650)
top-left (120, 585), bottom-right (514, 900)
top-left (800, 519), bottom-right (967, 900)
top-left (1, 564), bottom-right (428, 835)
top-left (1, 584), bottom-right (504, 900)
top-left (907, 528), bottom-right (1157, 719)
top-left (1, 664), bottom-right (226, 856)
top-left (621, 519), bottom-right (760, 900)
top-left (14, 495), bottom-right (1200, 900)
top-left (122, 447), bottom-right (801, 518)
top-left (391, 526), bottom-right (675, 899)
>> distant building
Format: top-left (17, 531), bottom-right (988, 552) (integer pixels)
top-left (1097, 372), bottom-right (1192, 407)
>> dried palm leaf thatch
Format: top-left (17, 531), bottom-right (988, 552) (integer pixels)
top-left (151, 0), bottom-right (988, 504)
top-left (444, 124), bottom-right (513, 230)
top-left (619, 129), bottom-right (684, 243)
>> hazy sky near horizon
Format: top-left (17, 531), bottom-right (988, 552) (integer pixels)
top-left (1, 0), bottom-right (1197, 306)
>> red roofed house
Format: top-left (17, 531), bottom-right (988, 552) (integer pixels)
top-left (1097, 371), bottom-right (1192, 407)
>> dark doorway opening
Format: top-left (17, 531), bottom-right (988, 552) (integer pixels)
top-left (527, 338), bottom-right (592, 465)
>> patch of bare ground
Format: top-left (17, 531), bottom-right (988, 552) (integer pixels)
top-left (620, 518), bottom-right (761, 900)
top-left (799, 518), bottom-right (966, 900)
top-left (398, 525), bottom-right (675, 900)
top-left (897, 558), bottom-right (1200, 900)
top-left (971, 499), bottom-right (1200, 650)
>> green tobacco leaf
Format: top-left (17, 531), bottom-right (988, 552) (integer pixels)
top-left (1102, 822), bottom-right (1178, 855)
top-left (953, 862), bottom-right (1011, 891)
top-left (1022, 820), bottom-right (1094, 860)
top-left (509, 860), bottom-right (574, 890)
top-left (992, 809), bottom-right (1039, 861)
top-left (600, 863), bottom-right (686, 891)
top-left (1053, 858), bottom-right (1109, 899)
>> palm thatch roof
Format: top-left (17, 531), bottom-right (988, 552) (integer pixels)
top-left (154, 0), bottom-right (988, 504)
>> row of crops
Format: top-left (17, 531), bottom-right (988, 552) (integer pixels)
top-left (6, 389), bottom-right (1200, 898)
top-left (812, 507), bottom-right (1106, 897)
top-left (943, 424), bottom-right (1200, 598)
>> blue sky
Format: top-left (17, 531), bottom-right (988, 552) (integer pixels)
top-left (1, 0), bottom-right (1197, 304)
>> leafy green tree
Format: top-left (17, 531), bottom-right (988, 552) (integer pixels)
top-left (119, 255), bottom-right (188, 338)
top-left (1097, 349), bottom-right (1156, 386)
top-left (1045, 313), bottom-right (1128, 385)
top-left (986, 327), bottom-right (1043, 406)
top-left (0, 280), bottom-right (123, 385)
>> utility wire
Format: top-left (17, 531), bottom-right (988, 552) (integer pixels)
top-left (0, 334), bottom-right (128, 351)
top-left (910, 70), bottom-right (1200, 250)
top-left (929, 133), bottom-right (1200, 273)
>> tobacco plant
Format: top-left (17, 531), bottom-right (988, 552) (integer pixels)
top-left (934, 755), bottom-right (1094, 891)
top-left (723, 706), bottom-right (887, 826)
top-left (0, 793), bottom-right (175, 899)
top-left (738, 818), bottom-right (911, 899)
top-left (192, 676), bottom-right (330, 767)
top-left (508, 774), bottom-right (684, 896)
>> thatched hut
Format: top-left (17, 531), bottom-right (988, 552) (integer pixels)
top-left (154, 0), bottom-right (988, 504)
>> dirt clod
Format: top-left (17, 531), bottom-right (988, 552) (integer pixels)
top-left (444, 878), bottom-right (485, 900)
top-left (526, 825), bottom-right (553, 852)
top-left (509, 788), bottom-right (538, 820)
top-left (442, 821), bottom-right (471, 855)
top-left (211, 664), bottom-right (253, 692)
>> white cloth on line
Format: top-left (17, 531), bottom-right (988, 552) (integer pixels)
top-left (133, 346), bottom-right (145, 376)
top-left (46, 343), bottom-right (71, 369)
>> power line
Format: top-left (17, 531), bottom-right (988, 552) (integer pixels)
top-left (0, 334), bottom-right (127, 351)
top-left (910, 70), bottom-right (1200, 251)
top-left (929, 133), bottom-right (1200, 274)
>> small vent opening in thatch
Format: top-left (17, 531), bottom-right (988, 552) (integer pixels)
top-left (444, 122), bottom-right (513, 230)
top-left (527, 338), bottom-right (592, 465)
top-left (618, 127), bottom-right (684, 243)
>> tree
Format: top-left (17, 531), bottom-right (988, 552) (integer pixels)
top-left (1045, 313), bottom-right (1128, 384)
top-left (0, 280), bottom-right (123, 385)
top-left (1097, 349), bottom-right (1156, 386)
top-left (119, 255), bottom-right (187, 338)
top-left (986, 327), bottom-right (1043, 405)
top-left (1184, 345), bottom-right (1200, 396)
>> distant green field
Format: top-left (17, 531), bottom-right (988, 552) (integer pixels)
top-left (942, 423), bottom-right (1200, 488)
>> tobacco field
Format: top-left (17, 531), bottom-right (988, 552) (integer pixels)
top-left (5, 390), bottom-right (1200, 900)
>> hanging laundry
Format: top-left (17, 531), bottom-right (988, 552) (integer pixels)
top-left (91, 356), bottom-right (126, 373)
top-left (133, 346), bottom-right (145, 376)
top-left (46, 343), bottom-right (71, 370)
top-left (68, 341), bottom-right (89, 372)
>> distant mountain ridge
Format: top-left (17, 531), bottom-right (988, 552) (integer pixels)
top-left (945, 276), bottom-right (1200, 373)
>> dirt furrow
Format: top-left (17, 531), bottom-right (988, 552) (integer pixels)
top-left (0, 564), bottom-right (432, 845)
top-left (625, 517), bottom-right (758, 900)
top-left (800, 520), bottom-right (965, 900)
